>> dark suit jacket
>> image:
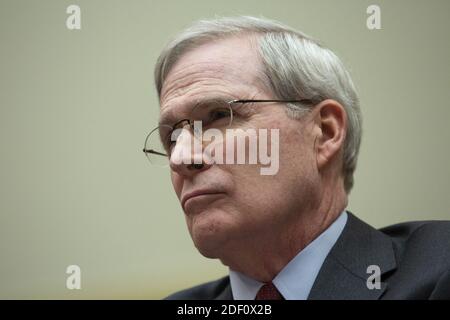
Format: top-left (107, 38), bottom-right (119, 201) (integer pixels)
top-left (165, 212), bottom-right (450, 300)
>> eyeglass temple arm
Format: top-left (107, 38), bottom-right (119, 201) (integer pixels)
top-left (142, 149), bottom-right (168, 157)
top-left (229, 99), bottom-right (313, 104)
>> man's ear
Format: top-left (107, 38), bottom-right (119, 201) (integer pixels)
top-left (312, 99), bottom-right (347, 170)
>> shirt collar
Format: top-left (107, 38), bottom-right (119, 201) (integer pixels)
top-left (229, 211), bottom-right (348, 300)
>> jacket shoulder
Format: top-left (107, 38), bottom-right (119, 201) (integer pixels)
top-left (379, 219), bottom-right (450, 245)
top-left (164, 276), bottom-right (230, 300)
top-left (379, 219), bottom-right (450, 268)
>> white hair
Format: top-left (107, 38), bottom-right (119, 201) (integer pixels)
top-left (154, 16), bottom-right (362, 193)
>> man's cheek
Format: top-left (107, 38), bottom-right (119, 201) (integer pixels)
top-left (170, 173), bottom-right (183, 199)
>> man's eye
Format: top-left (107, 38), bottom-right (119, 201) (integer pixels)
top-left (207, 109), bottom-right (231, 123)
top-left (161, 136), bottom-right (173, 152)
top-left (164, 128), bottom-right (185, 152)
top-left (166, 130), bottom-right (178, 148)
top-left (167, 138), bottom-right (176, 147)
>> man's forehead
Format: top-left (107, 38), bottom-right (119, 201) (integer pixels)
top-left (167, 35), bottom-right (258, 71)
top-left (160, 36), bottom-right (262, 98)
top-left (157, 36), bottom-right (267, 125)
top-left (160, 61), bottom-right (235, 102)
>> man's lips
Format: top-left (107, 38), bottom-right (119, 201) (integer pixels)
top-left (181, 189), bottom-right (225, 210)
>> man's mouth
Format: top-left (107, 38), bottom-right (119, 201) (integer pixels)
top-left (181, 189), bottom-right (226, 211)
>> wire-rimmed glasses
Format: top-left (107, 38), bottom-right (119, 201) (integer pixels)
top-left (143, 98), bottom-right (313, 167)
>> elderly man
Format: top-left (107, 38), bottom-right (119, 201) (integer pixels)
top-left (144, 16), bottom-right (450, 300)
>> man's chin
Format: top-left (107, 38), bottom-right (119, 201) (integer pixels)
top-left (194, 244), bottom-right (221, 259)
top-left (189, 222), bottom-right (230, 259)
top-left (191, 229), bottom-right (226, 259)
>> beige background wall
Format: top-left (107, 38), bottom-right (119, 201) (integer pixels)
top-left (0, 0), bottom-right (449, 299)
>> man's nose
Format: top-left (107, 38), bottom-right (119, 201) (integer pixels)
top-left (169, 129), bottom-right (212, 176)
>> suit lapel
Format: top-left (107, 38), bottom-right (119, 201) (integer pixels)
top-left (308, 212), bottom-right (397, 300)
top-left (215, 282), bottom-right (233, 300)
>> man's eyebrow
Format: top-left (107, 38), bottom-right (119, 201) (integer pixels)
top-left (158, 96), bottom-right (234, 126)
